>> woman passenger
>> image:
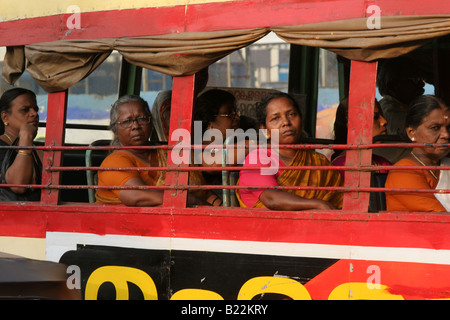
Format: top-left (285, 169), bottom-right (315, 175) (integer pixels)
top-left (236, 92), bottom-right (343, 210)
top-left (0, 87), bottom-right (41, 200)
top-left (194, 89), bottom-right (240, 147)
top-left (193, 88), bottom-right (242, 170)
top-left (95, 95), bottom-right (215, 206)
top-left (385, 95), bottom-right (450, 212)
top-left (332, 98), bottom-right (391, 178)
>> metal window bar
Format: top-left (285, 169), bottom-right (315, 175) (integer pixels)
top-left (1, 143), bottom-right (450, 202)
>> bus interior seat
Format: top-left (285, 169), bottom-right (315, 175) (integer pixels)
top-left (221, 135), bottom-right (246, 207)
top-left (372, 134), bottom-right (411, 165)
top-left (370, 172), bottom-right (388, 212)
top-left (222, 168), bottom-right (239, 207)
top-left (85, 139), bottom-right (111, 203)
top-left (60, 142), bottom-right (109, 203)
top-left (60, 149), bottom-right (90, 203)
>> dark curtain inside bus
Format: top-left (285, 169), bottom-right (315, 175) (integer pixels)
top-left (3, 15), bottom-right (450, 92)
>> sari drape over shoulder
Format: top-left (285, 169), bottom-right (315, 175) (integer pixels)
top-left (236, 149), bottom-right (343, 209)
top-left (385, 158), bottom-right (446, 212)
top-left (96, 149), bottom-right (206, 204)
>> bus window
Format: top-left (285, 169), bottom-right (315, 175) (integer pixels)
top-left (209, 32), bottom-right (289, 91)
top-left (150, 33), bottom-right (290, 142)
top-left (62, 51), bottom-right (122, 145)
top-left (316, 49), bottom-right (340, 159)
top-left (208, 34), bottom-right (290, 122)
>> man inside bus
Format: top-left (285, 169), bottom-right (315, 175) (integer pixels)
top-left (374, 57), bottom-right (425, 164)
top-left (377, 57), bottom-right (425, 136)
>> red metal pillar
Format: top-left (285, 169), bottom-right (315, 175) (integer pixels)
top-left (162, 75), bottom-right (195, 208)
top-left (40, 91), bottom-right (67, 205)
top-left (342, 60), bottom-right (378, 212)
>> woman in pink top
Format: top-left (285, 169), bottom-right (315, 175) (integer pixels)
top-left (237, 92), bottom-right (343, 210)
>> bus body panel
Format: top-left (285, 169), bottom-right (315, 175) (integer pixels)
top-left (0, 0), bottom-right (449, 300)
top-left (2, 0), bottom-right (450, 46)
top-left (0, 204), bottom-right (449, 299)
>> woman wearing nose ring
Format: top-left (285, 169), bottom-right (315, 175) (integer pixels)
top-left (236, 92), bottom-right (343, 211)
top-left (385, 95), bottom-right (450, 212)
top-left (96, 95), bottom-right (215, 206)
top-left (0, 87), bottom-right (41, 199)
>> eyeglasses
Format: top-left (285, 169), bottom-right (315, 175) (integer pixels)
top-left (115, 116), bottom-right (151, 129)
top-left (213, 111), bottom-right (240, 119)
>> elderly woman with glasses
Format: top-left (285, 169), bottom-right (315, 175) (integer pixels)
top-left (96, 94), bottom-right (214, 206)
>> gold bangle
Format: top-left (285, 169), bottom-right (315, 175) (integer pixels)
top-left (17, 150), bottom-right (32, 156)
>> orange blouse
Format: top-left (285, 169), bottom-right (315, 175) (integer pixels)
top-left (96, 150), bottom-right (165, 204)
top-left (385, 158), bottom-right (445, 212)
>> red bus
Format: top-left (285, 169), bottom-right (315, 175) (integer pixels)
top-left (0, 0), bottom-right (449, 300)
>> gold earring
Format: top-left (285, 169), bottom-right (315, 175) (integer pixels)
top-left (3, 122), bottom-right (8, 126)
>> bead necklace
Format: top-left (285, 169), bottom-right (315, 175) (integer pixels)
top-left (410, 151), bottom-right (438, 180)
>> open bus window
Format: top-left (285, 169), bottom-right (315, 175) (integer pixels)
top-left (208, 32), bottom-right (289, 91)
top-left (61, 51), bottom-right (122, 145)
top-left (316, 49), bottom-right (340, 159)
top-left (148, 32), bottom-right (290, 141)
top-left (208, 33), bottom-right (290, 123)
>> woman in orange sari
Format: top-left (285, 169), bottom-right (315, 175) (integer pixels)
top-left (236, 92), bottom-right (343, 210)
top-left (385, 95), bottom-right (450, 212)
top-left (96, 94), bottom-right (215, 206)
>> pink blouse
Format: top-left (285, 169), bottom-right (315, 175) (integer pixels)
top-left (238, 149), bottom-right (286, 208)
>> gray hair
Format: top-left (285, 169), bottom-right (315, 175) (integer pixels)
top-left (109, 95), bottom-right (151, 146)
top-left (110, 94), bottom-right (151, 135)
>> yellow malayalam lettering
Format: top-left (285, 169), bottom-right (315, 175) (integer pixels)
top-left (171, 289), bottom-right (224, 300)
top-left (85, 266), bottom-right (158, 300)
top-left (328, 282), bottom-right (404, 300)
top-left (82, 266), bottom-right (442, 300)
top-left (237, 276), bottom-right (311, 300)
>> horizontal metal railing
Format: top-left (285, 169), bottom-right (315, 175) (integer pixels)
top-left (0, 142), bottom-right (449, 206)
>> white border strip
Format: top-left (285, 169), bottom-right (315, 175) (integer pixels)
top-left (46, 232), bottom-right (450, 265)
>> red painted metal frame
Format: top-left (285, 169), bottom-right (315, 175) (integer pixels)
top-left (0, 1), bottom-right (448, 302)
top-left (1, 203), bottom-right (449, 246)
top-left (1, 0), bottom-right (450, 46)
top-left (40, 91), bottom-right (67, 205)
top-left (163, 75), bottom-right (195, 208)
top-left (343, 61), bottom-right (377, 212)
